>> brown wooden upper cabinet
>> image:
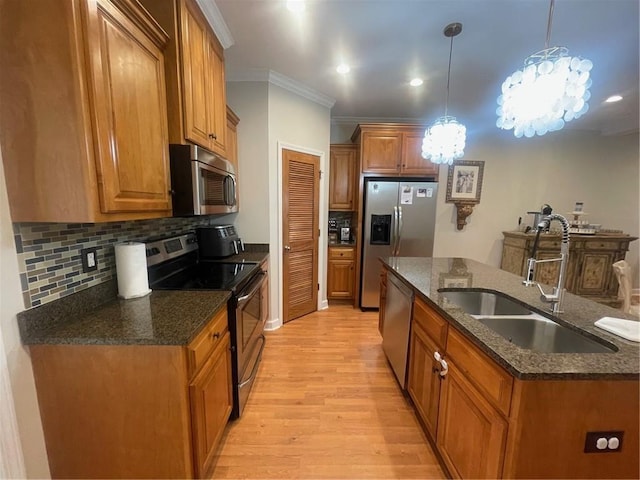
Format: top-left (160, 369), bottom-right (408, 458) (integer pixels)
top-left (142, 0), bottom-right (227, 158)
top-left (351, 124), bottom-right (439, 177)
top-left (329, 144), bottom-right (358, 210)
top-left (0, 0), bottom-right (173, 223)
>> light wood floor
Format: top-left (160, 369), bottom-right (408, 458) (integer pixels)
top-left (210, 304), bottom-right (445, 479)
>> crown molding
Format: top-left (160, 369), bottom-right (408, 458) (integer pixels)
top-left (226, 68), bottom-right (336, 109)
top-left (331, 116), bottom-right (424, 125)
top-left (195, 0), bottom-right (234, 49)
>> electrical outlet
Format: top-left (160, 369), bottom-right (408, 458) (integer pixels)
top-left (584, 431), bottom-right (624, 453)
top-left (81, 247), bottom-right (99, 273)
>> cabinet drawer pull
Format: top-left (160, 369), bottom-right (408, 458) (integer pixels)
top-left (208, 133), bottom-right (217, 140)
top-left (439, 359), bottom-right (449, 378)
top-left (211, 332), bottom-right (220, 340)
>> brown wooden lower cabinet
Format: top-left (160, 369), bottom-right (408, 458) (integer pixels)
top-left (404, 289), bottom-right (639, 479)
top-left (327, 246), bottom-right (355, 300)
top-left (436, 357), bottom-right (508, 479)
top-left (407, 322), bottom-right (443, 439)
top-left (30, 307), bottom-right (232, 479)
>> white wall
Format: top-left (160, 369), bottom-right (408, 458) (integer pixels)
top-left (332, 122), bottom-right (640, 286)
top-left (225, 82), bottom-right (270, 243)
top-left (227, 81), bottom-right (331, 327)
top-left (0, 148), bottom-right (50, 478)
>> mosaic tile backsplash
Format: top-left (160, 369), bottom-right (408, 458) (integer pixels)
top-left (14, 216), bottom-right (228, 309)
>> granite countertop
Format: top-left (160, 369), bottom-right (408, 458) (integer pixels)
top-left (328, 241), bottom-right (356, 247)
top-left (19, 281), bottom-right (231, 346)
top-left (381, 257), bottom-right (640, 380)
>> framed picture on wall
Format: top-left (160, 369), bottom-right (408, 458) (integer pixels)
top-left (445, 160), bottom-right (485, 204)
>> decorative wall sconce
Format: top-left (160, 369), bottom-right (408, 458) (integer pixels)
top-left (445, 160), bottom-right (485, 230)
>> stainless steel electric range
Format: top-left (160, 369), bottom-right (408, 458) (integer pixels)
top-left (145, 232), bottom-right (266, 419)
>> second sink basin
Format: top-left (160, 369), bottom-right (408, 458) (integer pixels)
top-left (440, 290), bottom-right (532, 316)
top-left (477, 316), bottom-right (615, 354)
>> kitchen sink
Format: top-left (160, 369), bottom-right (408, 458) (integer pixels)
top-left (439, 289), bottom-right (616, 354)
top-left (477, 316), bottom-right (616, 353)
top-left (440, 290), bottom-right (532, 316)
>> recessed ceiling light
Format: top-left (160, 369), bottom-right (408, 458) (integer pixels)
top-left (410, 78), bottom-right (423, 87)
top-left (286, 0), bottom-right (305, 13)
top-left (605, 95), bottom-right (623, 103)
top-left (336, 64), bottom-right (350, 75)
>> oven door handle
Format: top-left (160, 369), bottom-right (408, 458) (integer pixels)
top-left (238, 334), bottom-right (266, 388)
top-left (236, 271), bottom-right (266, 305)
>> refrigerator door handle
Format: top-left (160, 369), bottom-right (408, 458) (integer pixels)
top-left (397, 205), bottom-right (403, 255)
top-left (392, 206), bottom-right (398, 256)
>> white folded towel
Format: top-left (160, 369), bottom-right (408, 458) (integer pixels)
top-left (594, 317), bottom-right (640, 342)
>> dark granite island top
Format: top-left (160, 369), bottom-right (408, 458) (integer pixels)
top-left (18, 280), bottom-right (231, 346)
top-left (381, 257), bottom-right (640, 380)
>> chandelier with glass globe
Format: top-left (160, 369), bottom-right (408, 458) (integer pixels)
top-left (422, 22), bottom-right (466, 165)
top-left (496, 0), bottom-right (593, 137)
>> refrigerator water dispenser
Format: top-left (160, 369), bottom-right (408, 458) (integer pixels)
top-left (370, 215), bottom-right (392, 245)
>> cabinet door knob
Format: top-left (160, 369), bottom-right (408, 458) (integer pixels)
top-left (212, 332), bottom-right (220, 340)
top-left (208, 133), bottom-right (217, 140)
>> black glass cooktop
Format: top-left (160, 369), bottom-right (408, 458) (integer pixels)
top-left (151, 261), bottom-right (259, 292)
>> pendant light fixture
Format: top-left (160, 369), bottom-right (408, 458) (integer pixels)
top-left (422, 22), bottom-right (466, 165)
top-left (496, 0), bottom-right (593, 137)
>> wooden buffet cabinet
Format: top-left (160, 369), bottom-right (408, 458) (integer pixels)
top-left (402, 289), bottom-right (638, 479)
top-left (501, 231), bottom-right (638, 305)
top-left (30, 307), bottom-right (232, 479)
top-left (0, 0), bottom-right (173, 222)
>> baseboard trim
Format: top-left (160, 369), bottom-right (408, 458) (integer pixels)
top-left (264, 317), bottom-right (282, 331)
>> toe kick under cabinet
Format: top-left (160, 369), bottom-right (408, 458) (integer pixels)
top-left (501, 231), bottom-right (638, 306)
top-left (30, 307), bottom-right (232, 479)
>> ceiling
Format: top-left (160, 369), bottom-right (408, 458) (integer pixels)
top-left (212, 0), bottom-right (639, 137)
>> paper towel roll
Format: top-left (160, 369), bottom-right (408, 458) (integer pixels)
top-left (115, 242), bottom-right (151, 299)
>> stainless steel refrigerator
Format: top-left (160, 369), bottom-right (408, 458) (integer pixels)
top-left (360, 179), bottom-right (438, 309)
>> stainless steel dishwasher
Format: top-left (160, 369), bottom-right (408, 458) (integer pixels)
top-left (382, 273), bottom-right (414, 389)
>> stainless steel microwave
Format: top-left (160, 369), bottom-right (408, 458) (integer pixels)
top-left (169, 144), bottom-right (237, 215)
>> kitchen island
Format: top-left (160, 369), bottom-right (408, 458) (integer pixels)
top-left (380, 257), bottom-right (639, 479)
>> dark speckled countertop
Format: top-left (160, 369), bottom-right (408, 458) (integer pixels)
top-left (19, 290), bottom-right (230, 346)
top-left (18, 247), bottom-right (269, 347)
top-left (381, 257), bottom-right (640, 380)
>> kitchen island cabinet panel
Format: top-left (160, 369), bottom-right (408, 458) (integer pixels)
top-left (503, 379), bottom-right (639, 479)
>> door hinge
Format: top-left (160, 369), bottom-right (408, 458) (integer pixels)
top-left (317, 283), bottom-right (320, 291)
top-left (318, 228), bottom-right (321, 238)
top-left (319, 170), bottom-right (322, 179)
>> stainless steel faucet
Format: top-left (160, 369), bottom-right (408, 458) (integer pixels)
top-left (522, 214), bottom-right (571, 314)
